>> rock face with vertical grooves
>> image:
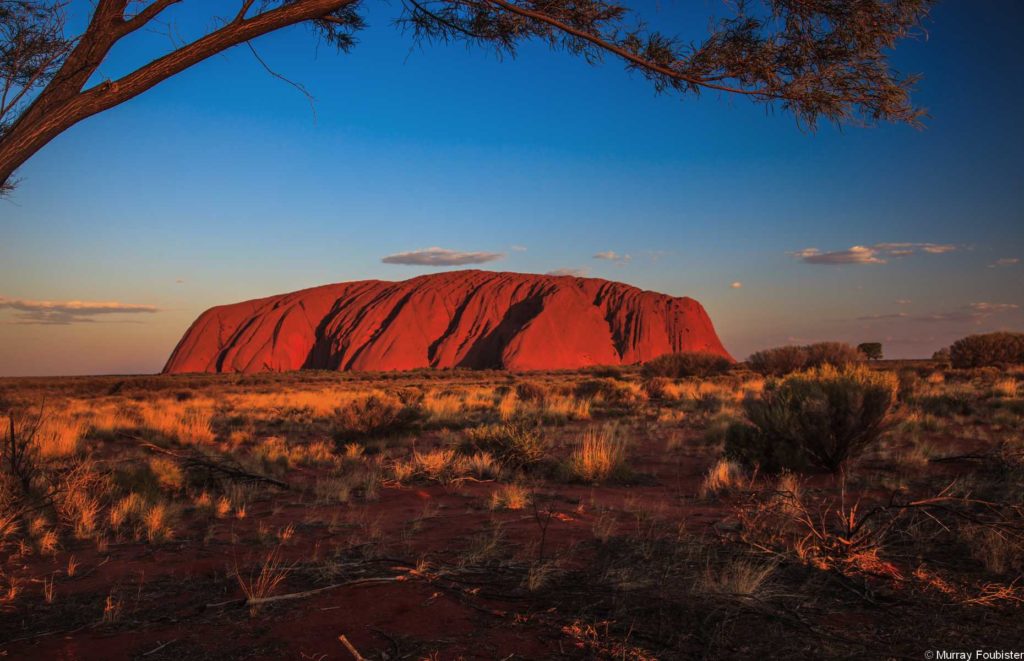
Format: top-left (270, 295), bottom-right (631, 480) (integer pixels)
top-left (162, 270), bottom-right (732, 373)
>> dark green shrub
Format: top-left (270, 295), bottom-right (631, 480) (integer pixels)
top-left (724, 365), bottom-right (897, 474)
top-left (332, 395), bottom-right (420, 441)
top-left (748, 342), bottom-right (862, 376)
top-left (747, 345), bottom-right (808, 376)
top-left (574, 378), bottom-right (644, 406)
top-left (950, 332), bottom-right (1024, 369)
top-left (804, 342), bottom-right (862, 369)
top-left (932, 347), bottom-right (951, 365)
top-left (642, 352), bottom-right (731, 379)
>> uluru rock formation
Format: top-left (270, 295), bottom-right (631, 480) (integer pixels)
top-left (163, 270), bottom-right (732, 373)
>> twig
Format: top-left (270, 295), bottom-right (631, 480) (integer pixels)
top-left (137, 441), bottom-right (290, 490)
top-left (338, 634), bottom-right (366, 661)
top-left (206, 575), bottom-right (407, 609)
top-left (142, 639), bottom-right (178, 656)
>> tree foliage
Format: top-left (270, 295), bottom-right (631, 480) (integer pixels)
top-left (857, 342), bottom-right (883, 361)
top-left (949, 332), bottom-right (1024, 369)
top-left (0, 0), bottom-right (933, 192)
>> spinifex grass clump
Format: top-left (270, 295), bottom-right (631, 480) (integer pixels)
top-left (462, 423), bottom-right (548, 471)
top-left (567, 426), bottom-right (629, 483)
top-left (725, 365), bottom-right (897, 474)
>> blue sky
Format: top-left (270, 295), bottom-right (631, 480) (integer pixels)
top-left (1, 0), bottom-right (1022, 375)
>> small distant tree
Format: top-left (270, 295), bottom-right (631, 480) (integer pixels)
top-left (1, 0), bottom-right (934, 194)
top-left (857, 342), bottom-right (883, 361)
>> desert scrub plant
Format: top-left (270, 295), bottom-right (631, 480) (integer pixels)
top-left (332, 395), bottom-right (420, 441)
top-left (642, 351), bottom-right (731, 379)
top-left (747, 345), bottom-right (809, 376)
top-left (236, 547), bottom-right (290, 615)
top-left (462, 423), bottom-right (548, 471)
top-left (567, 426), bottom-right (630, 483)
top-left (456, 452), bottom-right (500, 479)
top-left (725, 365), bottom-right (898, 474)
top-left (747, 342), bottom-right (862, 376)
top-left (696, 557), bottom-right (776, 597)
top-left (699, 459), bottom-right (749, 498)
top-left (489, 483), bottom-right (530, 510)
top-left (642, 376), bottom-right (672, 400)
top-left (950, 332), bottom-right (1024, 368)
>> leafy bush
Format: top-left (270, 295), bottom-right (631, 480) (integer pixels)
top-left (803, 342), bottom-right (862, 369)
top-left (747, 345), bottom-right (808, 376)
top-left (932, 347), bottom-right (951, 365)
top-left (641, 352), bottom-right (731, 379)
top-left (747, 342), bottom-right (862, 376)
top-left (949, 332), bottom-right (1024, 369)
top-left (574, 378), bottom-right (646, 406)
top-left (725, 365), bottom-right (897, 474)
top-left (331, 395), bottom-right (420, 441)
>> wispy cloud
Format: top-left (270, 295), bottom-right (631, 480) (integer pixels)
top-left (856, 312), bottom-right (911, 321)
top-left (857, 302), bottom-right (1019, 325)
top-left (791, 242), bottom-right (961, 265)
top-left (547, 268), bottom-right (589, 277)
top-left (593, 250), bottom-right (631, 265)
top-left (509, 245), bottom-right (527, 252)
top-left (381, 247), bottom-right (504, 266)
top-left (730, 281), bottom-right (743, 289)
top-left (0, 297), bottom-right (159, 325)
top-left (968, 302), bottom-right (1020, 314)
top-left (988, 257), bottom-right (1019, 268)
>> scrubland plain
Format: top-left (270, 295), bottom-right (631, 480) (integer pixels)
top-left (1, 360), bottom-right (1022, 658)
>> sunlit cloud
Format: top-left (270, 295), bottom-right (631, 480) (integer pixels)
top-left (547, 268), bottom-right (589, 277)
top-left (791, 245), bottom-right (885, 264)
top-left (510, 245), bottom-right (527, 252)
top-left (593, 250), bottom-right (631, 264)
top-left (730, 281), bottom-right (743, 289)
top-left (381, 247), bottom-right (504, 266)
top-left (0, 297), bottom-right (159, 325)
top-left (988, 257), bottom-right (1019, 268)
top-left (791, 242), bottom-right (962, 265)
